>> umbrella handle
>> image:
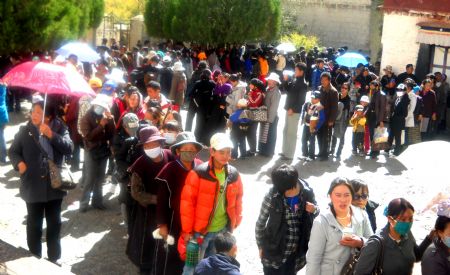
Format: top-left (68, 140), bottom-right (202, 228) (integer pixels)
top-left (42, 93), bottom-right (47, 126)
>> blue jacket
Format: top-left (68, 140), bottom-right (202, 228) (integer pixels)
top-left (311, 68), bottom-right (324, 90)
top-left (0, 84), bottom-right (9, 124)
top-left (194, 253), bottom-right (241, 275)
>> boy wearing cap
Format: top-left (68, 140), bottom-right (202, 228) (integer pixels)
top-left (350, 105), bottom-right (367, 156)
top-left (300, 91), bottom-right (325, 161)
top-left (180, 133), bottom-right (243, 275)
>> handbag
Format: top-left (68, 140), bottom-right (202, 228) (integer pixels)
top-left (30, 130), bottom-right (77, 191)
top-left (371, 126), bottom-right (389, 151)
top-left (340, 235), bottom-right (385, 275)
top-left (249, 106), bottom-right (268, 122)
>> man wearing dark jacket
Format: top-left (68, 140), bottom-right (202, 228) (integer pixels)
top-left (281, 63), bottom-right (308, 160)
top-left (194, 232), bottom-right (241, 275)
top-left (366, 80), bottom-right (386, 158)
top-left (317, 72), bottom-right (339, 161)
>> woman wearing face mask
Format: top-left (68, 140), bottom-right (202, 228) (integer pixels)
top-left (354, 198), bottom-right (433, 275)
top-left (127, 126), bottom-right (175, 275)
top-left (422, 200), bottom-right (450, 274)
top-left (161, 120), bottom-right (181, 148)
top-left (155, 132), bottom-right (203, 274)
top-left (306, 178), bottom-right (373, 275)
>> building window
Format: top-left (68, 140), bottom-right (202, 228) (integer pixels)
top-left (431, 46), bottom-right (450, 74)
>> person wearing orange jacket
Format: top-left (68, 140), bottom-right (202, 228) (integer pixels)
top-left (180, 132), bottom-right (243, 275)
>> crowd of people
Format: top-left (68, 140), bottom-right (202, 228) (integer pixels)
top-left (0, 40), bottom-right (449, 275)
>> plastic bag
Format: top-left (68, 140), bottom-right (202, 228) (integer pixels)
top-left (373, 127), bottom-right (388, 144)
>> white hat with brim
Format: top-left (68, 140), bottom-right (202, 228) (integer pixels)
top-left (172, 61), bottom-right (185, 72)
top-left (360, 96), bottom-right (370, 103)
top-left (210, 132), bottom-right (233, 150)
top-left (265, 72), bottom-right (281, 84)
top-left (91, 94), bottom-right (112, 112)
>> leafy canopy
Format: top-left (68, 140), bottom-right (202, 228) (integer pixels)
top-left (144, 0), bottom-right (282, 45)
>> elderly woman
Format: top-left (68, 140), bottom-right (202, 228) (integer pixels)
top-left (349, 179), bottom-right (379, 232)
top-left (258, 73), bottom-right (281, 157)
top-left (9, 100), bottom-right (73, 264)
top-left (421, 200), bottom-right (450, 274)
top-left (155, 132), bottom-right (203, 274)
top-left (306, 177), bottom-right (373, 275)
top-left (354, 198), bottom-right (433, 275)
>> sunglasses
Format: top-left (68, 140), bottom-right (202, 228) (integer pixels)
top-left (353, 194), bottom-right (368, 200)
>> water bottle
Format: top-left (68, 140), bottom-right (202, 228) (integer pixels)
top-left (185, 239), bottom-right (199, 267)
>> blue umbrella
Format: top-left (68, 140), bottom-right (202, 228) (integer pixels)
top-left (56, 42), bottom-right (100, 63)
top-left (335, 52), bottom-right (368, 68)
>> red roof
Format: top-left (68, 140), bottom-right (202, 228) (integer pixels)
top-left (383, 0), bottom-right (450, 15)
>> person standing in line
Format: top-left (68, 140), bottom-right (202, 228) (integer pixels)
top-left (9, 101), bottom-right (73, 264)
top-left (180, 133), bottom-right (243, 275)
top-left (330, 82), bottom-right (350, 159)
top-left (317, 72), bottom-right (339, 161)
top-left (281, 63), bottom-right (308, 160)
top-left (259, 73), bottom-right (281, 157)
top-left (79, 94), bottom-right (115, 212)
top-left (0, 82), bottom-right (9, 164)
top-left (366, 80), bottom-right (386, 159)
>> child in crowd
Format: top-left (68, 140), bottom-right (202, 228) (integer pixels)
top-left (300, 91), bottom-right (325, 161)
top-left (350, 105), bottom-right (367, 156)
top-left (229, 99), bottom-right (252, 159)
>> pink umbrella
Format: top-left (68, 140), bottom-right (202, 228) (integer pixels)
top-left (1, 61), bottom-right (95, 96)
top-left (1, 61), bottom-right (96, 122)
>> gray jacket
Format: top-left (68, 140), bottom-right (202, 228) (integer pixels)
top-left (264, 86), bottom-right (281, 123)
top-left (226, 81), bottom-right (247, 115)
top-left (354, 225), bottom-right (431, 275)
top-left (9, 120), bottom-right (73, 203)
top-left (306, 206), bottom-right (373, 275)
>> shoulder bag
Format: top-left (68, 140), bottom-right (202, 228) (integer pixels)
top-left (29, 129), bottom-right (76, 191)
top-left (340, 235), bottom-right (385, 275)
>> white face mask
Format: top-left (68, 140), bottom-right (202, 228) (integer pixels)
top-left (163, 132), bottom-right (177, 144)
top-left (435, 82), bottom-right (442, 88)
top-left (145, 147), bottom-right (162, 159)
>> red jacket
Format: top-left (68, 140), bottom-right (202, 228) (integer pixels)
top-left (247, 88), bottom-right (264, 108)
top-left (180, 158), bottom-right (243, 235)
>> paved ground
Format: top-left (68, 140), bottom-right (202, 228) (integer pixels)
top-left (1, 96), bottom-right (449, 275)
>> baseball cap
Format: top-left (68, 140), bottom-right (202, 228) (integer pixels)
top-left (210, 133), bottom-right (233, 150)
top-left (355, 105), bottom-right (364, 112)
top-left (122, 113), bottom-right (140, 136)
top-left (311, 90), bottom-right (321, 99)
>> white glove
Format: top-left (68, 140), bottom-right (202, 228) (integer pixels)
top-left (152, 228), bottom-right (175, 245)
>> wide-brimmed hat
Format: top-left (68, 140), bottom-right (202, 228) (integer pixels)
top-left (91, 94), bottom-right (112, 112)
top-left (105, 68), bottom-right (126, 84)
top-left (170, 132), bottom-right (203, 154)
top-left (360, 95), bottom-right (370, 103)
top-left (172, 61), bottom-right (185, 72)
top-left (383, 65), bottom-right (393, 72)
top-left (210, 132), bottom-right (233, 150)
top-left (138, 126), bottom-right (165, 145)
top-left (265, 72), bottom-right (281, 84)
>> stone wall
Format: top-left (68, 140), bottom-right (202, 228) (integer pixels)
top-left (282, 0), bottom-right (380, 59)
top-left (380, 13), bottom-right (421, 75)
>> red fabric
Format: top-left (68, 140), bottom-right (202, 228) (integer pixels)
top-left (247, 88), bottom-right (264, 108)
top-left (383, 0), bottom-right (450, 14)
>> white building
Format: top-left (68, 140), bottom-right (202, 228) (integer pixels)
top-left (381, 0), bottom-right (450, 80)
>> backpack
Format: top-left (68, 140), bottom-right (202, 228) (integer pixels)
top-left (413, 95), bottom-right (424, 121)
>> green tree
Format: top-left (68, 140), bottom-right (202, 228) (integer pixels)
top-left (0, 0), bottom-right (104, 55)
top-left (144, 0), bottom-right (281, 45)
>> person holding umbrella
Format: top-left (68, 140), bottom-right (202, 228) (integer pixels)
top-left (79, 94), bottom-right (115, 212)
top-left (8, 99), bottom-right (73, 264)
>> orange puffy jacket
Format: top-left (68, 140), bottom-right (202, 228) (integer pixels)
top-left (180, 158), bottom-right (243, 236)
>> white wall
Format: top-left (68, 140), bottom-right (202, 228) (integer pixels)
top-left (380, 13), bottom-right (421, 75)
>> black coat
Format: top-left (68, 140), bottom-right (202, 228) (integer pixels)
top-left (390, 93), bottom-right (410, 130)
top-left (283, 76), bottom-right (308, 113)
top-left (421, 239), bottom-right (450, 275)
top-left (8, 120), bottom-right (73, 203)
